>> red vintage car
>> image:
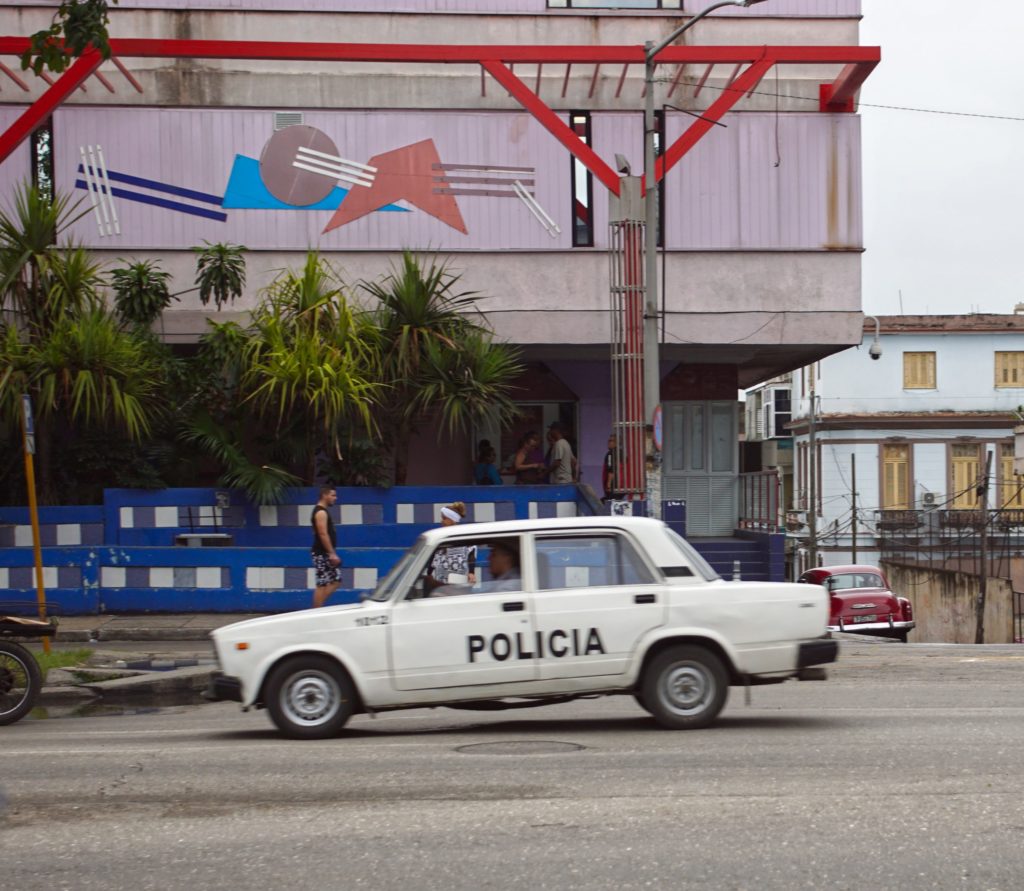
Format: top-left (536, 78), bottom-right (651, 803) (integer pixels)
top-left (798, 565), bottom-right (915, 642)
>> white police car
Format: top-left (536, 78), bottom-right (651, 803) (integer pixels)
top-left (207, 516), bottom-right (836, 739)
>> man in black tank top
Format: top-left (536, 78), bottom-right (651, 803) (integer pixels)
top-left (311, 485), bottom-right (341, 607)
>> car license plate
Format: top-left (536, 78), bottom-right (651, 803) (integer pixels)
top-left (852, 614), bottom-right (877, 624)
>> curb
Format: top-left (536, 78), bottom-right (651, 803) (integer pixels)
top-left (79, 665), bottom-right (214, 700)
top-left (36, 666), bottom-right (215, 706)
top-left (55, 629), bottom-right (216, 643)
top-left (38, 685), bottom-right (100, 705)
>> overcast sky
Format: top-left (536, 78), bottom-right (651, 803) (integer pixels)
top-left (859, 0), bottom-right (1024, 317)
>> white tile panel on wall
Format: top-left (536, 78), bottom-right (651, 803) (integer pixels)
top-left (150, 567), bottom-right (175, 587)
top-left (102, 566), bottom-right (126, 587)
top-left (56, 524), bottom-right (82, 546)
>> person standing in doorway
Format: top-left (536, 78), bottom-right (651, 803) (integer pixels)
top-left (513, 431), bottom-right (545, 484)
top-left (602, 432), bottom-right (618, 501)
top-left (547, 422), bottom-right (577, 484)
top-left (311, 485), bottom-right (342, 608)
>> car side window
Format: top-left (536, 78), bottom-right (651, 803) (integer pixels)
top-left (534, 534), bottom-right (656, 591)
top-left (416, 536), bottom-right (523, 598)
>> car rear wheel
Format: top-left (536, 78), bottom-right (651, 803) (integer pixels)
top-left (265, 655), bottom-right (355, 740)
top-left (642, 645), bottom-right (728, 730)
top-left (633, 692), bottom-right (652, 714)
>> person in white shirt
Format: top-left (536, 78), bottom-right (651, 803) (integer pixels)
top-left (546, 422), bottom-right (577, 485)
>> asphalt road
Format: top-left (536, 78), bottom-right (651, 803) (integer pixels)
top-left (3, 640), bottom-right (1024, 891)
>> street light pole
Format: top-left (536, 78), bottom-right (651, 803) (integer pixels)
top-left (642, 0), bottom-right (768, 511)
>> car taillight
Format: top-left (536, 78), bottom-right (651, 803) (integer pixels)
top-left (900, 599), bottom-right (913, 621)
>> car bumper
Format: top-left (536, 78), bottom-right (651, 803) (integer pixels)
top-left (797, 638), bottom-right (839, 669)
top-left (203, 671), bottom-right (243, 702)
top-left (830, 618), bottom-right (915, 636)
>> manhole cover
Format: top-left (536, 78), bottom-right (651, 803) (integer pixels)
top-left (456, 740), bottom-right (585, 756)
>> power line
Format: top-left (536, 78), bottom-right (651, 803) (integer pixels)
top-left (655, 74), bottom-right (1024, 124)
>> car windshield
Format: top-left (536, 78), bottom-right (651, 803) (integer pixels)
top-left (368, 540), bottom-right (424, 602)
top-left (663, 528), bottom-right (720, 582)
top-left (826, 573), bottom-right (885, 592)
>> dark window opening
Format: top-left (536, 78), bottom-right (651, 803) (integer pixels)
top-left (31, 120), bottom-right (54, 205)
top-left (549, 1), bottom-right (683, 8)
top-left (570, 111), bottom-right (594, 247)
top-left (654, 109), bottom-right (665, 248)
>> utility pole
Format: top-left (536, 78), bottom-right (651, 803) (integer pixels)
top-left (807, 369), bottom-right (818, 568)
top-left (851, 452), bottom-right (857, 562)
top-left (641, 0), bottom-right (768, 516)
top-left (974, 450), bottom-right (993, 645)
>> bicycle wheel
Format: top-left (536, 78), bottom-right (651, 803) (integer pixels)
top-left (0, 641), bottom-right (42, 725)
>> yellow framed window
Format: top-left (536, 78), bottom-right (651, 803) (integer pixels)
top-left (881, 444), bottom-right (910, 510)
top-left (994, 352), bottom-right (1024, 388)
top-left (1000, 443), bottom-right (1024, 508)
top-left (903, 352), bottom-right (936, 389)
top-left (950, 444), bottom-right (982, 509)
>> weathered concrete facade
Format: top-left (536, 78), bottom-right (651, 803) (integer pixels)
top-left (2, 2), bottom-right (871, 505)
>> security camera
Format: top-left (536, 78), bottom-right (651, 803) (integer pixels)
top-left (614, 153), bottom-right (632, 176)
top-left (869, 341), bottom-right (882, 360)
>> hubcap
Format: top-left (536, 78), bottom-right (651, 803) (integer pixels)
top-left (661, 662), bottom-right (713, 715)
top-left (282, 670), bottom-right (340, 727)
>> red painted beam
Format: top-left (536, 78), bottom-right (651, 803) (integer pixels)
top-left (656, 58), bottom-right (774, 183)
top-left (0, 36), bottom-right (880, 68)
top-left (481, 60), bottom-right (621, 197)
top-left (820, 59), bottom-right (879, 112)
top-left (0, 49), bottom-right (101, 164)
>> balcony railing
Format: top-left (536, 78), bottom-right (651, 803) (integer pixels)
top-left (738, 471), bottom-right (782, 532)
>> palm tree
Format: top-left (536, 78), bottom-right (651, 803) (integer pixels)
top-left (0, 182), bottom-right (171, 502)
top-left (193, 241), bottom-right (247, 310)
top-left (0, 184), bottom-right (91, 335)
top-left (110, 259), bottom-right (176, 329)
top-left (244, 253), bottom-right (381, 483)
top-left (185, 252), bottom-right (381, 500)
top-left (360, 250), bottom-right (522, 484)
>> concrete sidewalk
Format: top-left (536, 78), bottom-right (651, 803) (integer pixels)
top-left (52, 613), bottom-right (267, 642)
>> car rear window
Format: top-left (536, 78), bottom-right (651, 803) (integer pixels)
top-left (826, 573), bottom-right (885, 591)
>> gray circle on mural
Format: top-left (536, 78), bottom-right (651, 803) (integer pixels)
top-left (260, 124), bottom-right (340, 207)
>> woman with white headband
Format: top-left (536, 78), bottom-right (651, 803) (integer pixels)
top-left (427, 502), bottom-right (476, 590)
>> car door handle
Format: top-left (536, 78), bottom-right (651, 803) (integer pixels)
top-left (634, 594), bottom-right (657, 604)
top-left (502, 601), bottom-right (525, 612)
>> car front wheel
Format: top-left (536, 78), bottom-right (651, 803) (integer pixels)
top-left (265, 655), bottom-right (355, 740)
top-left (642, 645), bottom-right (728, 730)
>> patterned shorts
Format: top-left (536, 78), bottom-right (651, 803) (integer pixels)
top-left (312, 552), bottom-right (341, 587)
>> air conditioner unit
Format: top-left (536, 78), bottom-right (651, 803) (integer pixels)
top-left (922, 492), bottom-right (936, 507)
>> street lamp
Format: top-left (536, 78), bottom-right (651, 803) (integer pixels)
top-left (642, 0), bottom-right (770, 502)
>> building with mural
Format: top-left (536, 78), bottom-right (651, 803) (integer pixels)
top-left (1, 1), bottom-right (875, 537)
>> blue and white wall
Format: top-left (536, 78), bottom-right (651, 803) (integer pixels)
top-left (0, 486), bottom-right (586, 615)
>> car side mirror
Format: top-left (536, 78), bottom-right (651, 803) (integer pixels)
top-left (408, 578), bottom-right (426, 600)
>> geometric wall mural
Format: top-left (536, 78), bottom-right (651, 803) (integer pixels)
top-left (66, 119), bottom-right (555, 240)
top-left (74, 154), bottom-right (229, 227)
top-left (222, 124), bottom-right (548, 237)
